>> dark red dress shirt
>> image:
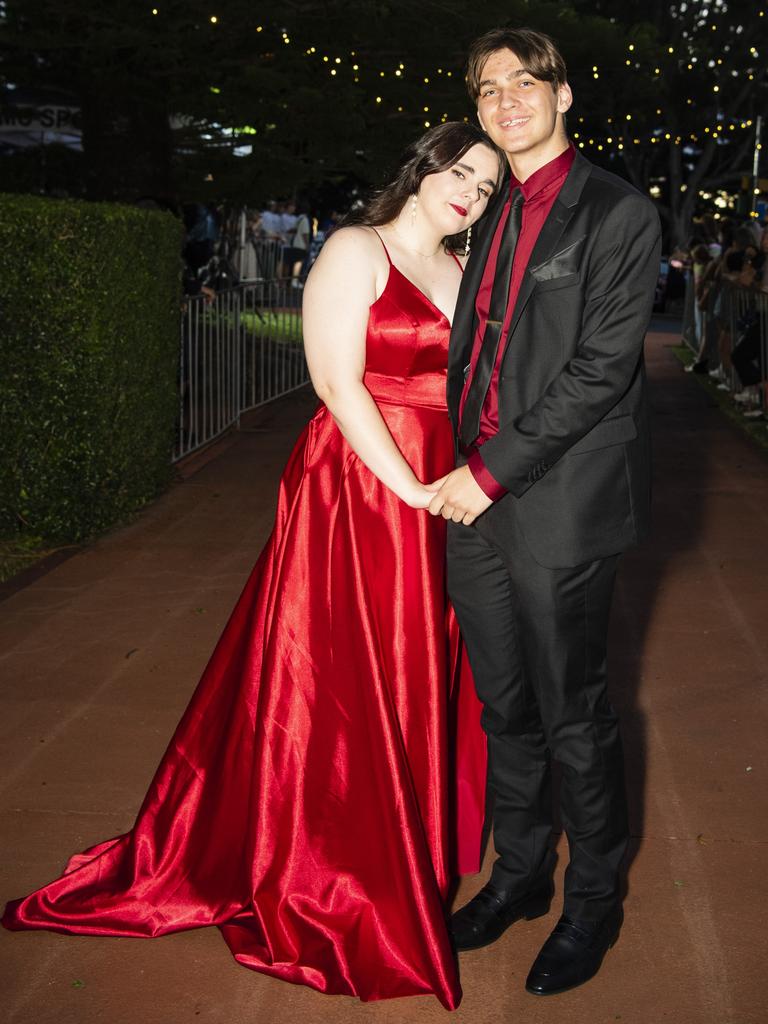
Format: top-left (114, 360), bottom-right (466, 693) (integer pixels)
top-left (461, 144), bottom-right (576, 499)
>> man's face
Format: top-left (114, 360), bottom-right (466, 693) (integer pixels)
top-left (475, 48), bottom-right (572, 167)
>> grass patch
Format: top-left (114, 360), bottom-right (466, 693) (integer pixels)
top-left (240, 310), bottom-right (303, 343)
top-left (670, 345), bottom-right (768, 454)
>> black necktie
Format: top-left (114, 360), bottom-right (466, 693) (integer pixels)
top-left (459, 188), bottom-right (524, 448)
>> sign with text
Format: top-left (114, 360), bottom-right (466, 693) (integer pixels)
top-left (0, 105), bottom-right (81, 134)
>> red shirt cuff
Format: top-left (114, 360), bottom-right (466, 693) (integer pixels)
top-left (467, 450), bottom-right (507, 501)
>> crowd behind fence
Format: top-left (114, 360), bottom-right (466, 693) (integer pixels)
top-left (681, 274), bottom-right (768, 417)
top-left (174, 279), bottom-right (309, 462)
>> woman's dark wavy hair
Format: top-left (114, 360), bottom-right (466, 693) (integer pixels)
top-left (342, 121), bottom-right (505, 251)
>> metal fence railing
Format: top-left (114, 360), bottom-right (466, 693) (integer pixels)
top-left (174, 280), bottom-right (309, 462)
top-left (682, 275), bottom-right (768, 414)
top-left (236, 237), bottom-right (283, 282)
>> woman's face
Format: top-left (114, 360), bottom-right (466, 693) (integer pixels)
top-left (417, 143), bottom-right (500, 236)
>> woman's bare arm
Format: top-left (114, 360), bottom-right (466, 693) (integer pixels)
top-left (302, 227), bottom-right (435, 508)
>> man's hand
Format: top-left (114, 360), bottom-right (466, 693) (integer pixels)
top-left (427, 466), bottom-right (493, 525)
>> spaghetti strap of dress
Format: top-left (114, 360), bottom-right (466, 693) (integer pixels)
top-left (449, 250), bottom-right (464, 271)
top-left (371, 228), bottom-right (393, 265)
top-left (372, 230), bottom-right (463, 275)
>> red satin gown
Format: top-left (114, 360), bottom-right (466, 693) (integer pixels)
top-left (3, 239), bottom-right (487, 1010)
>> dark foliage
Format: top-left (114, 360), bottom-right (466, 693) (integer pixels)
top-left (0, 193), bottom-right (183, 540)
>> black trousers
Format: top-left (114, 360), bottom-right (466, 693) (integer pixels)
top-left (447, 513), bottom-right (629, 923)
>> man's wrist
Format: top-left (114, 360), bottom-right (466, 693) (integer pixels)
top-left (467, 450), bottom-right (507, 501)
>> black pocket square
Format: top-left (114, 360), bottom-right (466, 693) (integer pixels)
top-left (530, 235), bottom-right (587, 282)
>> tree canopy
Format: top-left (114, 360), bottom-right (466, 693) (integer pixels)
top-left (1, 0), bottom-right (764, 242)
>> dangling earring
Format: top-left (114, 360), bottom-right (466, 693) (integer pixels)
top-left (464, 224), bottom-right (472, 257)
top-left (410, 193), bottom-right (418, 226)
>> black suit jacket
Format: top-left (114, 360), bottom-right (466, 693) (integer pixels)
top-left (448, 151), bottom-right (662, 569)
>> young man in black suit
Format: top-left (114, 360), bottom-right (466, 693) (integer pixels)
top-left (427, 27), bottom-right (661, 995)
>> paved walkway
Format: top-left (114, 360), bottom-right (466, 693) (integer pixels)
top-left (1, 332), bottom-right (766, 1024)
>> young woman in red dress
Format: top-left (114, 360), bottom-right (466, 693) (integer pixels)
top-left (3, 123), bottom-right (503, 1010)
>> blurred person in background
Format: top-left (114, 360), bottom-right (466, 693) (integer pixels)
top-left (685, 243), bottom-right (716, 373)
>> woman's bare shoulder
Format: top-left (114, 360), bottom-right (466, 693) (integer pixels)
top-left (316, 224), bottom-right (385, 262)
top-left (306, 225), bottom-right (388, 300)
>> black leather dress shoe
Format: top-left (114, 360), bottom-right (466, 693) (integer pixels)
top-left (450, 881), bottom-right (553, 952)
top-left (525, 912), bottom-right (622, 996)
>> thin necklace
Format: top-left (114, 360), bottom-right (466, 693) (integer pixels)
top-left (391, 226), bottom-right (443, 259)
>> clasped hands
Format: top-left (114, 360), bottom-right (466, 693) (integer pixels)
top-left (409, 466), bottom-right (492, 525)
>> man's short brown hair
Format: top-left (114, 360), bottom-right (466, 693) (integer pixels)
top-left (466, 27), bottom-right (568, 103)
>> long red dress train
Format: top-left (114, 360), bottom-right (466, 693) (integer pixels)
top-left (3, 249), bottom-right (487, 1009)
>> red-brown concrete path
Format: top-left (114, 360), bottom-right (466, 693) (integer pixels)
top-left (1, 331), bottom-right (766, 1024)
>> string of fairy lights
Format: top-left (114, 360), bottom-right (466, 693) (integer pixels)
top-left (302, 38), bottom-right (763, 149)
top-left (150, 6), bottom-right (765, 207)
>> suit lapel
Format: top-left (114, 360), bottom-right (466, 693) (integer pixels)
top-left (502, 199), bottom-right (575, 341)
top-left (501, 151), bottom-right (592, 351)
top-left (447, 183), bottom-right (507, 418)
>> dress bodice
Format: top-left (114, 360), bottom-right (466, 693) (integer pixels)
top-left (363, 247), bottom-right (458, 411)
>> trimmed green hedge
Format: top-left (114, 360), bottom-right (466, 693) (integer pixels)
top-left (0, 194), bottom-right (183, 541)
